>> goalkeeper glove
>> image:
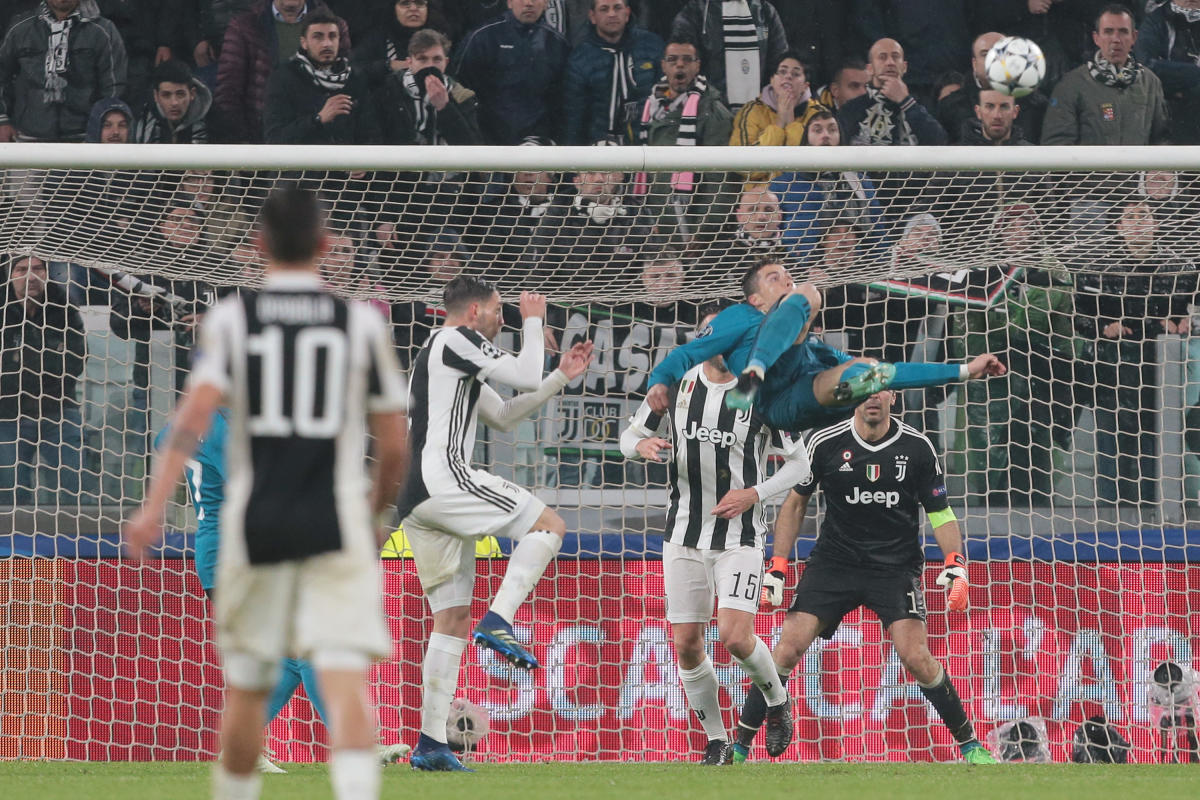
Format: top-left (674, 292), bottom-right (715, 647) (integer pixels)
top-left (760, 556), bottom-right (789, 607)
top-left (936, 551), bottom-right (969, 612)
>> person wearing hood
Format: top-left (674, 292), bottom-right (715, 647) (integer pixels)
top-left (133, 59), bottom-right (211, 143)
top-left (84, 93), bottom-right (132, 141)
top-left (563, 0), bottom-right (663, 145)
top-left (730, 51), bottom-right (829, 185)
top-left (451, 0), bottom-right (570, 144)
top-left (350, 0), bottom-right (451, 90)
top-left (264, 10), bottom-right (372, 144)
top-left (0, 0), bottom-right (127, 142)
top-left (668, 0), bottom-right (788, 110)
top-left (1134, 0), bottom-right (1200, 143)
top-left (1042, 5), bottom-right (1170, 145)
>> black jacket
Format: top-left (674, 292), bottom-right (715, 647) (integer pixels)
top-left (263, 57), bottom-right (373, 144)
top-left (0, 281), bottom-right (85, 418)
top-left (365, 72), bottom-right (483, 145)
top-left (937, 79), bottom-right (1048, 145)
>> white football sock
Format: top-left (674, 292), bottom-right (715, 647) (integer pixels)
top-left (678, 657), bottom-right (728, 742)
top-left (212, 767), bottom-right (261, 800)
top-left (329, 749), bottom-right (380, 800)
top-left (735, 636), bottom-right (788, 707)
top-left (420, 632), bottom-right (467, 742)
top-left (489, 530), bottom-right (561, 623)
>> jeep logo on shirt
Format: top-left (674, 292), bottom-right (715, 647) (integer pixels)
top-left (681, 421), bottom-right (737, 447)
top-left (845, 487), bottom-right (900, 507)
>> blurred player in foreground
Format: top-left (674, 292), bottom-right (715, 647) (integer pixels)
top-left (127, 186), bottom-right (409, 800)
top-left (735, 389), bottom-right (996, 764)
top-left (621, 302), bottom-right (812, 764)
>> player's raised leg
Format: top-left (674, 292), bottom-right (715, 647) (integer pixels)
top-left (890, 619), bottom-right (996, 764)
top-left (474, 505), bottom-right (566, 669)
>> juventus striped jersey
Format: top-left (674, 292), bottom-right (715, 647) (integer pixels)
top-left (796, 417), bottom-right (950, 570)
top-left (187, 272), bottom-right (407, 566)
top-left (625, 364), bottom-right (804, 550)
top-left (397, 320), bottom-right (545, 519)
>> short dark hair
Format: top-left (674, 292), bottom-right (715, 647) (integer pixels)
top-left (301, 10), bottom-right (341, 36)
top-left (1095, 3), bottom-right (1134, 30)
top-left (740, 255), bottom-right (780, 300)
top-left (590, 0), bottom-right (628, 10)
top-left (259, 184), bottom-right (325, 263)
top-left (770, 50), bottom-right (808, 80)
top-left (408, 28), bottom-right (451, 58)
top-left (833, 58), bottom-right (867, 82)
top-left (151, 59), bottom-right (193, 92)
top-left (665, 37), bottom-right (699, 56)
top-left (443, 276), bottom-right (496, 313)
top-left (696, 299), bottom-right (733, 332)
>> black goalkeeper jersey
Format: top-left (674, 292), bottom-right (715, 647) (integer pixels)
top-left (795, 417), bottom-right (950, 571)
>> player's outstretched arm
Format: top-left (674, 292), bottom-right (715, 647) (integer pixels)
top-left (646, 307), bottom-right (753, 412)
top-left (478, 291), bottom-right (549, 392)
top-left (124, 382), bottom-right (223, 558)
top-left (930, 515), bottom-right (969, 612)
top-left (965, 353), bottom-right (1006, 379)
top-left (477, 341), bottom-right (594, 432)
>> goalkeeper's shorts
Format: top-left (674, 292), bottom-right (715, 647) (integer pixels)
top-left (789, 559), bottom-right (927, 638)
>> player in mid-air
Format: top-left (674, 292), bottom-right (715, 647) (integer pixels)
top-left (734, 388), bottom-right (997, 764)
top-left (398, 276), bottom-right (594, 772)
top-left (645, 256), bottom-right (1006, 429)
top-left (127, 186), bottom-right (409, 800)
top-left (620, 302), bottom-right (813, 765)
top-left (157, 410), bottom-right (411, 772)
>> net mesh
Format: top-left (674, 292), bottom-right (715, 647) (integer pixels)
top-left (1, 160), bottom-right (1199, 764)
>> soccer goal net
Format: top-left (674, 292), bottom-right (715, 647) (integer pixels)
top-left (0, 144), bottom-right (1197, 764)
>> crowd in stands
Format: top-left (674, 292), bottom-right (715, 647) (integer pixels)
top-left (4, 0), bottom-right (1200, 512)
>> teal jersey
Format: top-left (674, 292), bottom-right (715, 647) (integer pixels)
top-left (155, 409), bottom-right (229, 590)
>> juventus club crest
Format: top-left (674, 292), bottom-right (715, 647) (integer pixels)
top-left (895, 455), bottom-right (909, 481)
top-left (866, 464), bottom-right (880, 482)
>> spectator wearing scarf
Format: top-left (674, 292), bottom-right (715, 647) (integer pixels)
top-left (668, 0), bottom-right (787, 110)
top-left (350, 0), bottom-right (452, 90)
top-left (730, 50), bottom-right (828, 184)
top-left (0, 0), bottom-right (127, 142)
top-left (1043, 5), bottom-right (1170, 145)
top-left (263, 10), bottom-right (371, 144)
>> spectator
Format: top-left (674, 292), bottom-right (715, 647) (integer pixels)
top-left (1075, 199), bottom-right (1198, 506)
top-left (263, 11), bottom-right (372, 144)
top-left (96, 0), bottom-right (184, 109)
top-left (351, 0), bottom-right (451, 90)
top-left (628, 38), bottom-right (734, 246)
top-left (1135, 0), bottom-right (1200, 144)
top-left (1042, 4), bottom-right (1170, 145)
top-left (730, 50), bottom-right (828, 184)
top-left (668, 0), bottom-right (787, 109)
top-left (190, 0), bottom-right (255, 84)
top-left (938, 31), bottom-right (1049, 144)
top-left (0, 0), bottom-right (128, 142)
top-left (773, 0), bottom-right (847, 88)
top-left (839, 37), bottom-right (947, 147)
top-left (974, 0), bottom-right (1119, 90)
top-left (563, 0), bottom-right (663, 145)
top-left (962, 88), bottom-right (1033, 146)
top-left (466, 145), bottom-right (557, 274)
top-left (769, 111), bottom-right (884, 267)
top-left (850, 0), bottom-right (970, 108)
top-left (133, 59), bottom-right (211, 143)
top-left (948, 204), bottom-right (1078, 507)
top-left (216, 0), bottom-right (350, 143)
top-left (0, 254), bottom-right (86, 506)
top-left (366, 28), bottom-right (482, 145)
top-left (85, 94), bottom-right (132, 142)
top-left (452, 0), bottom-right (570, 145)
top-left (815, 57), bottom-right (869, 112)
top-left (726, 184), bottom-right (784, 259)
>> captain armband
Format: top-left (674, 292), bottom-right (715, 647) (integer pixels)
top-left (927, 507), bottom-right (957, 528)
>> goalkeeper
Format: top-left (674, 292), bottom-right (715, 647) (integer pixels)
top-left (156, 411), bottom-right (409, 771)
top-left (645, 256), bottom-right (1006, 429)
top-left (733, 389), bottom-right (996, 764)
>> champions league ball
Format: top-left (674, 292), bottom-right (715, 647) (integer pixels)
top-left (446, 697), bottom-right (490, 753)
top-left (984, 36), bottom-right (1046, 98)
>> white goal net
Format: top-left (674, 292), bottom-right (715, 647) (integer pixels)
top-left (0, 145), bottom-right (1197, 764)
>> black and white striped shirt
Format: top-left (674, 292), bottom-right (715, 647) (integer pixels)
top-left (624, 364), bottom-right (804, 550)
top-left (188, 272), bottom-right (407, 565)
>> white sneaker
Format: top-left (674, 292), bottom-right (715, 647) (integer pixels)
top-left (257, 754), bottom-right (287, 774)
top-left (378, 743), bottom-right (413, 765)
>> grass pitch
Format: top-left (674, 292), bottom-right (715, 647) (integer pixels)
top-left (0, 761), bottom-right (1197, 800)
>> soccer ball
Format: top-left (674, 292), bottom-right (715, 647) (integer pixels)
top-left (984, 36), bottom-right (1046, 98)
top-left (445, 697), bottom-right (490, 753)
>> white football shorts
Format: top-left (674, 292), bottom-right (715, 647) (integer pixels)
top-left (662, 541), bottom-right (764, 624)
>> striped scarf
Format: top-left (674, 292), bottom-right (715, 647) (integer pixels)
top-left (41, 5), bottom-right (78, 104)
top-left (722, 0), bottom-right (759, 107)
top-left (292, 50), bottom-right (351, 92)
top-left (599, 43), bottom-right (634, 141)
top-left (636, 75), bottom-right (707, 194)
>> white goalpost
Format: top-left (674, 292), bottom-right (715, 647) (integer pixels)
top-left (0, 144), bottom-right (1197, 764)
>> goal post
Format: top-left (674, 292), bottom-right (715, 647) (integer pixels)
top-left (0, 144), bottom-right (1197, 763)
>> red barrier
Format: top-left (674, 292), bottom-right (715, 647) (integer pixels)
top-left (30, 560), bottom-right (1200, 763)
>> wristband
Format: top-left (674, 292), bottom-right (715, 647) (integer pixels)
top-left (945, 551), bottom-right (967, 569)
top-left (766, 556), bottom-right (789, 575)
